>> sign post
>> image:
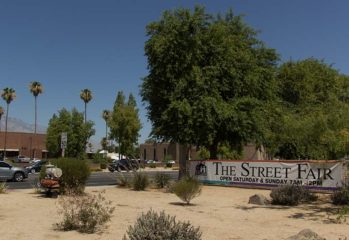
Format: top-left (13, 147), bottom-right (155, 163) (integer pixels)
top-left (61, 132), bottom-right (67, 158)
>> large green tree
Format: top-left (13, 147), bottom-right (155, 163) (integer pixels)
top-left (141, 6), bottom-right (278, 176)
top-left (267, 58), bottom-right (349, 159)
top-left (1, 88), bottom-right (16, 159)
top-left (109, 92), bottom-right (141, 158)
top-left (46, 108), bottom-right (95, 158)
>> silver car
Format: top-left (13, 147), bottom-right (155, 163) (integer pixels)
top-left (0, 161), bottom-right (29, 182)
top-left (14, 155), bottom-right (31, 163)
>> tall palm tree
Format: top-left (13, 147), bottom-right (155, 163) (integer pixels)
top-left (102, 110), bottom-right (110, 150)
top-left (80, 89), bottom-right (93, 123)
top-left (29, 81), bottom-right (43, 159)
top-left (1, 88), bottom-right (16, 159)
top-left (0, 106), bottom-right (4, 132)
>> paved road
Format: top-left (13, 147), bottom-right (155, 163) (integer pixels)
top-left (6, 171), bottom-right (179, 189)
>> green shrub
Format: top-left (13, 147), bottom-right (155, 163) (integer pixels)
top-left (0, 182), bottom-right (8, 194)
top-left (92, 153), bottom-right (103, 164)
top-left (39, 165), bottom-right (47, 180)
top-left (331, 185), bottom-right (349, 205)
top-left (165, 162), bottom-right (173, 168)
top-left (56, 191), bottom-right (115, 233)
top-left (123, 209), bottom-right (202, 240)
top-left (51, 158), bottom-right (90, 194)
top-left (132, 172), bottom-right (149, 191)
top-left (148, 163), bottom-right (156, 168)
top-left (174, 176), bottom-right (202, 205)
top-left (164, 155), bottom-right (174, 168)
top-left (270, 185), bottom-right (317, 206)
top-left (154, 173), bottom-right (171, 189)
top-left (100, 162), bottom-right (107, 169)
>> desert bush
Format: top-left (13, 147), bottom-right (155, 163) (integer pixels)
top-left (90, 168), bottom-right (102, 172)
top-left (132, 172), bottom-right (149, 191)
top-left (270, 185), bottom-right (317, 206)
top-left (56, 191), bottom-right (115, 233)
top-left (123, 209), bottom-right (202, 240)
top-left (331, 185), bottom-right (349, 205)
top-left (117, 173), bottom-right (132, 188)
top-left (154, 172), bottom-right (171, 188)
top-left (32, 178), bottom-right (42, 194)
top-left (51, 158), bottom-right (90, 194)
top-left (173, 176), bottom-right (202, 205)
top-left (0, 182), bottom-right (8, 194)
top-left (165, 181), bottom-right (176, 193)
top-left (336, 205), bottom-right (349, 223)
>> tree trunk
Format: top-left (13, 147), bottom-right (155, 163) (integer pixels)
top-left (84, 102), bottom-right (87, 124)
top-left (119, 136), bottom-right (121, 160)
top-left (4, 103), bottom-right (9, 159)
top-left (178, 144), bottom-right (191, 180)
top-left (209, 141), bottom-right (218, 160)
top-left (33, 96), bottom-right (37, 159)
top-left (105, 121), bottom-right (108, 150)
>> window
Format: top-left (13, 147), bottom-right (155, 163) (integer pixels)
top-left (164, 148), bottom-right (167, 157)
top-left (143, 149), bottom-right (147, 160)
top-left (153, 148), bottom-right (156, 161)
top-left (0, 162), bottom-right (10, 168)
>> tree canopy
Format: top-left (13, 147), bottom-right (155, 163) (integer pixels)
top-left (109, 92), bottom-right (142, 157)
top-left (46, 108), bottom-right (95, 158)
top-left (266, 58), bottom-right (349, 160)
top-left (141, 6), bottom-right (278, 161)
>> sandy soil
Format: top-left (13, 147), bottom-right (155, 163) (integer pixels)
top-left (1, 185), bottom-right (348, 240)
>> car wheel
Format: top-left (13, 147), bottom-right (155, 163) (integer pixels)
top-left (116, 166), bottom-right (121, 172)
top-left (14, 172), bottom-right (24, 182)
top-left (109, 168), bottom-right (114, 173)
top-left (31, 168), bottom-right (36, 174)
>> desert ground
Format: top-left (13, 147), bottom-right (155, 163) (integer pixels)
top-left (0, 185), bottom-right (348, 240)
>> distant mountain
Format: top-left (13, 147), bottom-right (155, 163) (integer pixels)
top-left (0, 117), bottom-right (46, 133)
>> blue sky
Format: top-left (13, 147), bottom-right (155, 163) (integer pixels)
top-left (1, 0), bottom-right (349, 147)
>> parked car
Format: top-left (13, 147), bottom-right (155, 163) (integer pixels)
top-left (29, 158), bottom-right (41, 164)
top-left (0, 161), bottom-right (29, 182)
top-left (14, 155), bottom-right (31, 163)
top-left (108, 159), bottom-right (139, 172)
top-left (146, 160), bottom-right (160, 164)
top-left (26, 160), bottom-right (47, 174)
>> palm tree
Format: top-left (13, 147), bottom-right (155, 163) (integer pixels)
top-left (102, 110), bottom-right (110, 150)
top-left (1, 88), bottom-right (16, 159)
top-left (0, 106), bottom-right (4, 132)
top-left (29, 81), bottom-right (43, 159)
top-left (80, 89), bottom-right (93, 123)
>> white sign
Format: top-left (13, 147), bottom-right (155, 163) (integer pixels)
top-left (61, 132), bottom-right (67, 149)
top-left (190, 160), bottom-right (345, 190)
